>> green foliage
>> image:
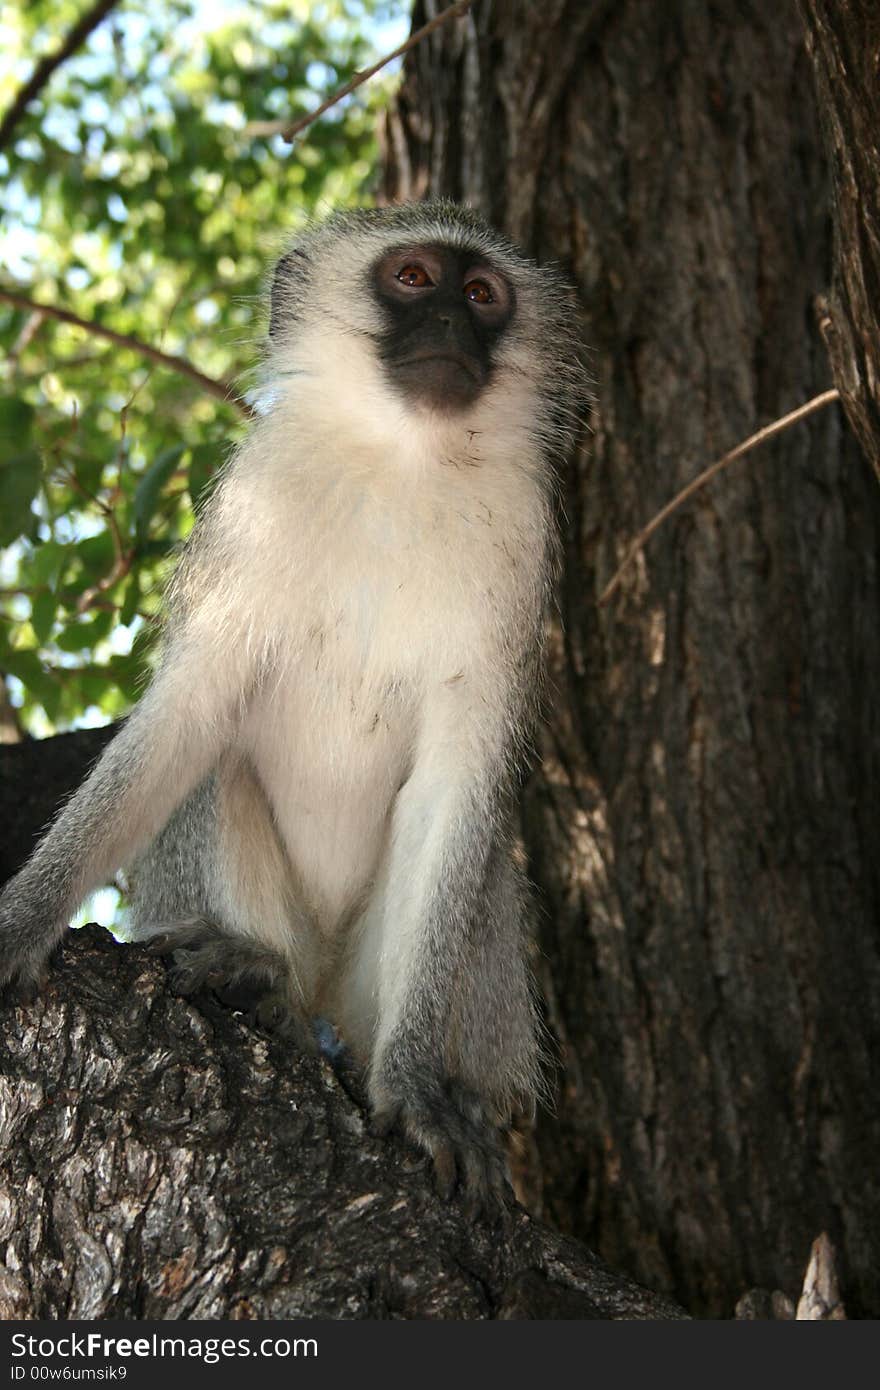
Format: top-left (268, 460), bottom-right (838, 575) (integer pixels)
top-left (0, 0), bottom-right (407, 733)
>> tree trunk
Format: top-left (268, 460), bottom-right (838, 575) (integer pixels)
top-left (382, 0), bottom-right (880, 1316)
top-left (799, 0), bottom-right (880, 480)
top-left (1, 728), bottom-right (114, 886)
top-left (0, 925), bottom-right (683, 1320)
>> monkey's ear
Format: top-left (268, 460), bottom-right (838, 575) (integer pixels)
top-left (269, 248), bottom-right (310, 338)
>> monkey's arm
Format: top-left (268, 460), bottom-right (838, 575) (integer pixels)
top-left (0, 620), bottom-right (255, 994)
top-left (367, 689), bottom-right (540, 1212)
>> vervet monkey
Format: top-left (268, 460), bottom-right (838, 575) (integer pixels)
top-left (0, 201), bottom-right (584, 1210)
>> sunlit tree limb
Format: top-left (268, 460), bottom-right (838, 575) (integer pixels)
top-left (0, 287), bottom-right (253, 418)
top-left (245, 0), bottom-right (473, 142)
top-left (0, 0), bottom-right (121, 153)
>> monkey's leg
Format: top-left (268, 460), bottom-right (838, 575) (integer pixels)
top-left (0, 628), bottom-right (256, 995)
top-left (363, 757), bottom-right (540, 1216)
top-left (131, 759), bottom-right (319, 1049)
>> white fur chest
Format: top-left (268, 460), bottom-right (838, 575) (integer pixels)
top-left (237, 403), bottom-right (548, 689)
top-left (222, 406), bottom-right (548, 927)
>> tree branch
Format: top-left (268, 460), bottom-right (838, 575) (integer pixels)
top-left (0, 288), bottom-right (253, 418)
top-left (598, 389), bottom-right (840, 605)
top-left (0, 922), bottom-right (686, 1319)
top-left (0, 0), bottom-right (121, 154)
top-left (245, 0), bottom-right (474, 142)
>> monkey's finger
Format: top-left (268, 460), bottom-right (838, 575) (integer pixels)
top-left (432, 1142), bottom-right (458, 1201)
top-left (369, 1105), bottom-right (400, 1140)
top-left (1, 974), bottom-right (42, 1007)
top-left (482, 1186), bottom-right (515, 1234)
top-left (487, 1163), bottom-right (516, 1225)
top-left (168, 966), bottom-right (201, 995)
top-left (461, 1147), bottom-right (492, 1220)
top-left (255, 996), bottom-right (288, 1031)
top-left (400, 1152), bottom-right (430, 1175)
top-left (275, 1008), bottom-right (316, 1050)
top-left (16, 977), bottom-right (41, 1006)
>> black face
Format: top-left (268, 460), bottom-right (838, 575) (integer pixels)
top-left (370, 243), bottom-right (515, 412)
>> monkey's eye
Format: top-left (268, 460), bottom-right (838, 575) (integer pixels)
top-left (397, 264), bottom-right (433, 288)
top-left (464, 279), bottom-right (494, 305)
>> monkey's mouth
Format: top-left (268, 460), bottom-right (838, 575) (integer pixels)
top-left (388, 349), bottom-right (487, 412)
top-left (394, 348), bottom-right (483, 383)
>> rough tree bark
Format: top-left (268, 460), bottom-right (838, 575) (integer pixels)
top-left (799, 0), bottom-right (880, 480)
top-left (0, 924), bottom-right (683, 1319)
top-left (381, 0), bottom-right (880, 1315)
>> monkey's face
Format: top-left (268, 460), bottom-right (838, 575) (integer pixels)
top-left (370, 245), bottom-right (515, 413)
top-left (266, 203), bottom-right (585, 462)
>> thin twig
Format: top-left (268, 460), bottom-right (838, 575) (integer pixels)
top-left (58, 464), bottom-right (133, 616)
top-left (598, 388), bottom-right (840, 606)
top-left (0, 0), bottom-right (121, 153)
top-left (11, 353), bottom-right (109, 380)
top-left (0, 288), bottom-right (253, 418)
top-left (245, 0), bottom-right (473, 142)
top-left (7, 309), bottom-right (46, 371)
top-left (63, 460), bottom-right (135, 614)
top-left (75, 550), bottom-right (136, 615)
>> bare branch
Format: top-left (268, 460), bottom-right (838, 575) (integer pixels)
top-left (598, 388), bottom-right (840, 606)
top-left (6, 309), bottom-right (45, 372)
top-left (0, 0), bottom-right (121, 153)
top-left (0, 288), bottom-right (253, 418)
top-left (245, 0), bottom-right (473, 142)
top-left (75, 549), bottom-right (135, 616)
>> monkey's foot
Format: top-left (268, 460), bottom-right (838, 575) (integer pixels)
top-left (372, 1072), bottom-right (513, 1220)
top-left (147, 921), bottom-right (313, 1049)
top-left (0, 891), bottom-right (65, 1005)
top-left (0, 955), bottom-right (55, 1007)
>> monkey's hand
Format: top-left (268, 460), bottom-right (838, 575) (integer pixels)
top-left (371, 1062), bottom-right (513, 1220)
top-left (0, 870), bottom-right (67, 1002)
top-left (147, 920), bottom-right (315, 1051)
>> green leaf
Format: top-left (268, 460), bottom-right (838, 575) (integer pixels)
top-left (0, 449), bottom-right (41, 546)
top-left (29, 540), bottom-right (67, 587)
top-left (31, 591), bottom-right (57, 645)
top-left (76, 531), bottom-right (115, 578)
top-left (0, 398), bottom-right (35, 446)
top-left (108, 654), bottom-right (145, 703)
top-left (134, 444), bottom-right (187, 543)
top-left (80, 667), bottom-right (116, 706)
top-left (3, 648), bottom-right (44, 686)
top-left (138, 538), bottom-right (177, 559)
top-left (3, 648), bottom-right (60, 712)
top-left (74, 450), bottom-right (105, 498)
top-left (55, 609), bottom-right (115, 652)
top-left (188, 442), bottom-right (219, 511)
top-left (40, 679), bottom-right (63, 724)
top-left (119, 569), bottom-right (141, 627)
